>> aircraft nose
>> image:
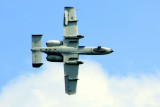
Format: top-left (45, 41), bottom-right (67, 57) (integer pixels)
top-left (110, 49), bottom-right (114, 53)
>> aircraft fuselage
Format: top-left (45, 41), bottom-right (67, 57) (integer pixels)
top-left (31, 46), bottom-right (113, 55)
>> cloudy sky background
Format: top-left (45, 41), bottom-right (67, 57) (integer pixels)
top-left (0, 0), bottom-right (160, 107)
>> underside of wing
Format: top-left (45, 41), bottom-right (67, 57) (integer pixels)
top-left (63, 54), bottom-right (83, 95)
top-left (64, 64), bottom-right (79, 95)
top-left (63, 7), bottom-right (83, 47)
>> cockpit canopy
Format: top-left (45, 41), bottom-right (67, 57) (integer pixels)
top-left (93, 46), bottom-right (106, 53)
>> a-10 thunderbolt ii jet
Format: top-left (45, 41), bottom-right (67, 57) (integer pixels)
top-left (31, 7), bottom-right (114, 95)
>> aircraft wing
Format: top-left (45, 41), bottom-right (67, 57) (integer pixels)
top-left (63, 7), bottom-right (83, 48)
top-left (63, 53), bottom-right (82, 95)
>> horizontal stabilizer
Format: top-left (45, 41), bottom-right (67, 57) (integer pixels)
top-left (32, 34), bottom-right (42, 48)
top-left (32, 34), bottom-right (43, 68)
top-left (32, 52), bottom-right (43, 68)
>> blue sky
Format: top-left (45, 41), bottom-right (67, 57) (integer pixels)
top-left (0, 0), bottom-right (160, 96)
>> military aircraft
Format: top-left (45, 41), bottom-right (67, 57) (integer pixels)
top-left (31, 7), bottom-right (114, 95)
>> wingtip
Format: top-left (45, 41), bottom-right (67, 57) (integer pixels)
top-left (32, 34), bottom-right (43, 37)
top-left (65, 88), bottom-right (76, 95)
top-left (65, 6), bottom-right (74, 9)
top-left (66, 92), bottom-right (76, 95)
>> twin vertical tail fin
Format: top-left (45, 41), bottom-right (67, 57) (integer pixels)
top-left (32, 34), bottom-right (43, 68)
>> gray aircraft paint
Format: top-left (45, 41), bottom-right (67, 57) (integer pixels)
top-left (32, 46), bottom-right (112, 55)
top-left (31, 7), bottom-right (113, 95)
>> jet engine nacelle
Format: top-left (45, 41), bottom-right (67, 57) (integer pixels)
top-left (46, 55), bottom-right (63, 62)
top-left (46, 40), bottom-right (63, 47)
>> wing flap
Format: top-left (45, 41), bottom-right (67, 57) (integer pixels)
top-left (64, 64), bottom-right (79, 79)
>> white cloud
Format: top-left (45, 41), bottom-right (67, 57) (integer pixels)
top-left (0, 60), bottom-right (160, 107)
